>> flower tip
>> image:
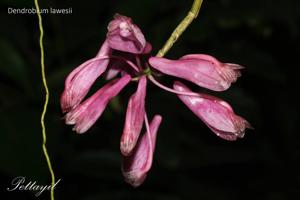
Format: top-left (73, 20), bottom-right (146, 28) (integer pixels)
top-left (228, 119), bottom-right (253, 140)
top-left (142, 42), bottom-right (152, 54)
top-left (245, 120), bottom-right (254, 130)
top-left (60, 91), bottom-right (72, 113)
top-left (72, 127), bottom-right (81, 134)
top-left (173, 80), bottom-right (186, 91)
top-left (123, 172), bottom-right (147, 187)
top-left (153, 115), bottom-right (162, 124)
top-left (225, 63), bottom-right (245, 70)
top-left (148, 56), bottom-right (161, 65)
top-left (120, 139), bottom-right (135, 156)
top-left (113, 13), bottom-right (131, 21)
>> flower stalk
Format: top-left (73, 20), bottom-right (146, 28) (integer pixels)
top-left (156, 0), bottom-right (203, 57)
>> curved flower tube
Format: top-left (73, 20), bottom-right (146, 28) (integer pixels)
top-left (61, 41), bottom-right (112, 113)
top-left (122, 115), bottom-right (162, 187)
top-left (65, 74), bottom-right (131, 133)
top-left (121, 76), bottom-right (147, 156)
top-left (149, 54), bottom-right (243, 91)
top-left (173, 81), bottom-right (252, 140)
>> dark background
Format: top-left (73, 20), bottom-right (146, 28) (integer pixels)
top-left (1, 0), bottom-right (299, 199)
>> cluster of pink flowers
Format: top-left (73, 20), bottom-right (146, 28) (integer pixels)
top-left (61, 14), bottom-right (252, 187)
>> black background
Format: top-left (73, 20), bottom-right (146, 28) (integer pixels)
top-left (0, 0), bottom-right (299, 199)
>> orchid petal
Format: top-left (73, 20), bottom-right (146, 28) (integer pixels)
top-left (107, 14), bottom-right (147, 54)
top-left (121, 76), bottom-right (147, 156)
top-left (65, 74), bottom-right (131, 133)
top-left (149, 54), bottom-right (243, 91)
top-left (173, 81), bottom-right (252, 140)
top-left (61, 41), bottom-right (112, 113)
top-left (122, 115), bottom-right (162, 187)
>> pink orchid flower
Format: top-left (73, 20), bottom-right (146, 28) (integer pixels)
top-left (61, 41), bottom-right (112, 113)
top-left (61, 13), bottom-right (252, 187)
top-left (107, 14), bottom-right (149, 54)
top-left (121, 76), bottom-right (147, 156)
top-left (149, 54), bottom-right (243, 91)
top-left (173, 81), bottom-right (252, 141)
top-left (65, 75), bottom-right (131, 133)
top-left (122, 115), bottom-right (162, 187)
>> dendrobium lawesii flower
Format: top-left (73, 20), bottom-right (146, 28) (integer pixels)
top-left (107, 14), bottom-right (151, 54)
top-left (65, 75), bottom-right (131, 134)
top-left (60, 41), bottom-right (112, 113)
top-left (121, 76), bottom-right (147, 156)
top-left (122, 115), bottom-right (162, 187)
top-left (61, 13), bottom-right (252, 187)
top-left (149, 54), bottom-right (243, 91)
top-left (173, 81), bottom-right (252, 141)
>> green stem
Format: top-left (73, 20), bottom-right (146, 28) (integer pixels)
top-left (156, 0), bottom-right (203, 57)
top-left (34, 0), bottom-right (56, 200)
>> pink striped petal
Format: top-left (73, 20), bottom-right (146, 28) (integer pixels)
top-left (61, 41), bottom-right (111, 113)
top-left (65, 74), bottom-right (131, 134)
top-left (121, 76), bottom-right (147, 156)
top-left (173, 81), bottom-right (252, 140)
top-left (107, 14), bottom-right (147, 54)
top-left (122, 115), bottom-right (162, 187)
top-left (149, 54), bottom-right (243, 91)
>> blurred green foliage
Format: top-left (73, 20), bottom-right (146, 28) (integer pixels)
top-left (0, 0), bottom-right (299, 199)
